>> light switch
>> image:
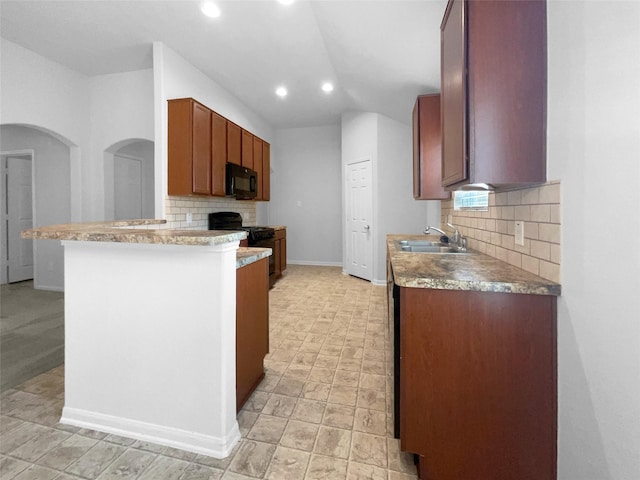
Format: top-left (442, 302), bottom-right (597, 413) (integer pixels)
top-left (515, 221), bottom-right (525, 246)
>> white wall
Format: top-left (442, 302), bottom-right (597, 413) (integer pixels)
top-left (153, 42), bottom-right (275, 220)
top-left (0, 125), bottom-right (71, 291)
top-left (547, 2), bottom-right (640, 479)
top-left (0, 38), bottom-right (87, 221)
top-left (271, 125), bottom-right (342, 265)
top-left (1, 39), bottom-right (156, 289)
top-left (89, 69), bottom-right (154, 219)
top-left (341, 111), bottom-right (439, 285)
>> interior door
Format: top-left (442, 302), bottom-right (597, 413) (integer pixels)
top-left (345, 159), bottom-right (373, 281)
top-left (114, 154), bottom-right (142, 220)
top-left (6, 155), bottom-right (34, 283)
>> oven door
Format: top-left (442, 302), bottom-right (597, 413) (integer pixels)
top-left (251, 238), bottom-right (276, 286)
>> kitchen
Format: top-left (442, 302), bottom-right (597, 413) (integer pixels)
top-left (1, 1), bottom-right (639, 480)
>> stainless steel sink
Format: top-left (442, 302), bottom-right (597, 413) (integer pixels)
top-left (396, 240), bottom-right (472, 254)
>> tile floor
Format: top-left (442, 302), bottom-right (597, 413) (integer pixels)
top-left (1, 265), bottom-right (417, 479)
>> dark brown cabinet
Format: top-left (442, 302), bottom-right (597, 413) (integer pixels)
top-left (399, 287), bottom-right (557, 480)
top-left (236, 258), bottom-right (269, 411)
top-left (253, 136), bottom-right (263, 200)
top-left (227, 121), bottom-right (242, 166)
top-left (168, 98), bottom-right (213, 196)
top-left (440, 0), bottom-right (547, 190)
top-left (262, 143), bottom-right (271, 201)
top-left (241, 129), bottom-right (253, 170)
top-left (168, 97), bottom-right (271, 199)
top-left (274, 228), bottom-right (286, 280)
top-left (413, 94), bottom-right (450, 200)
top-left (211, 111), bottom-right (227, 197)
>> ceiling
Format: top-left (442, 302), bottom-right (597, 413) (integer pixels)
top-left (0, 0), bottom-right (447, 129)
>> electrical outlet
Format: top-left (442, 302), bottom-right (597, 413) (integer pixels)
top-left (515, 221), bottom-right (525, 246)
top-left (186, 212), bottom-right (193, 224)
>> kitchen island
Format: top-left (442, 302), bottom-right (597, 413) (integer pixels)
top-left (387, 234), bottom-right (560, 480)
top-left (22, 220), bottom-right (270, 459)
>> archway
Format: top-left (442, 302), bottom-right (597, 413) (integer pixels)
top-left (103, 138), bottom-right (154, 220)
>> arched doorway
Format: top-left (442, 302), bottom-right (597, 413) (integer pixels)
top-left (104, 139), bottom-right (154, 220)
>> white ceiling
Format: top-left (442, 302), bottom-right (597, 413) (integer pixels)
top-left (0, 0), bottom-right (447, 128)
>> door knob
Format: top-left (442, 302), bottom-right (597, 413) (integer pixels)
top-left (364, 225), bottom-right (370, 231)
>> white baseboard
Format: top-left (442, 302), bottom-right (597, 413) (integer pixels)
top-left (61, 407), bottom-right (241, 459)
top-left (287, 260), bottom-right (343, 267)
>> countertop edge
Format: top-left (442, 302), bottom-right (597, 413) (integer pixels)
top-left (236, 247), bottom-right (272, 269)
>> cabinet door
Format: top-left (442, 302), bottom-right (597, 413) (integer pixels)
top-left (236, 258), bottom-right (269, 412)
top-left (241, 129), bottom-right (253, 170)
top-left (227, 122), bottom-right (241, 166)
top-left (262, 143), bottom-right (271, 201)
top-left (253, 137), bottom-right (263, 200)
top-left (274, 239), bottom-right (282, 278)
top-left (192, 102), bottom-right (212, 195)
top-left (413, 95), bottom-right (450, 199)
top-left (441, 0), bottom-right (468, 187)
top-left (211, 112), bottom-right (227, 196)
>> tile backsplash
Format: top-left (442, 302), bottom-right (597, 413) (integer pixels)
top-left (164, 196), bottom-right (257, 230)
top-left (441, 181), bottom-right (561, 283)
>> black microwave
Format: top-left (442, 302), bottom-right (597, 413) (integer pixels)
top-left (226, 163), bottom-right (257, 199)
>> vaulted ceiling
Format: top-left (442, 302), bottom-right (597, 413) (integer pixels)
top-left (0, 0), bottom-right (447, 128)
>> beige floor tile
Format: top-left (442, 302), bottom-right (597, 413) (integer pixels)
top-left (388, 472), bottom-right (419, 480)
top-left (333, 370), bottom-right (360, 387)
top-left (12, 464), bottom-right (59, 480)
top-left (302, 382), bottom-right (331, 402)
top-left (265, 446), bottom-right (310, 480)
top-left (262, 394), bottom-right (297, 418)
top-left (247, 414), bottom-right (288, 444)
top-left (346, 461), bottom-right (388, 480)
top-left (228, 440), bottom-right (276, 478)
top-left (283, 364), bottom-right (312, 381)
top-left (314, 426), bottom-right (351, 459)
top-left (353, 408), bottom-right (387, 436)
top-left (237, 410), bottom-right (259, 436)
top-left (322, 404), bottom-right (355, 430)
top-left (9, 427), bottom-right (71, 462)
top-left (274, 377), bottom-right (305, 397)
top-left (0, 456), bottom-right (31, 478)
top-left (308, 366), bottom-right (335, 384)
top-left (387, 438), bottom-right (417, 474)
top-left (280, 420), bottom-right (319, 452)
top-left (337, 358), bottom-right (362, 372)
top-left (291, 399), bottom-right (326, 424)
top-left (318, 344), bottom-right (342, 357)
top-left (137, 455), bottom-right (191, 480)
top-left (350, 432), bottom-right (388, 468)
top-left (357, 389), bottom-right (386, 412)
top-left (242, 391), bottom-right (271, 413)
top-left (95, 448), bottom-right (156, 480)
top-left (360, 373), bottom-right (386, 391)
top-left (255, 373), bottom-right (281, 393)
top-left (328, 385), bottom-right (358, 407)
top-left (314, 355), bottom-right (339, 369)
top-left (65, 442), bottom-right (127, 478)
top-left (36, 434), bottom-right (98, 470)
top-left (180, 463), bottom-right (223, 480)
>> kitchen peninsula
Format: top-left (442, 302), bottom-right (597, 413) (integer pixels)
top-left (22, 219), bottom-right (270, 459)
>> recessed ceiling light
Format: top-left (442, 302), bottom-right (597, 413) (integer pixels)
top-left (321, 82), bottom-right (334, 93)
top-left (275, 86), bottom-right (288, 97)
top-left (201, 1), bottom-right (221, 18)
top-left (278, 0), bottom-right (295, 5)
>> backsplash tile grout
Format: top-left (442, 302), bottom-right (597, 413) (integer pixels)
top-left (441, 181), bottom-right (561, 283)
top-left (163, 196), bottom-right (258, 230)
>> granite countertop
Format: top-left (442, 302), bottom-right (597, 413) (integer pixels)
top-left (236, 247), bottom-right (271, 269)
top-left (22, 219), bottom-right (247, 246)
top-left (271, 225), bottom-right (286, 231)
top-left (388, 234), bottom-right (561, 296)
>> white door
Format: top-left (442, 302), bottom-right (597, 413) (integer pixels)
top-left (6, 156), bottom-right (34, 283)
top-left (345, 159), bottom-right (373, 281)
top-left (114, 154), bottom-right (142, 220)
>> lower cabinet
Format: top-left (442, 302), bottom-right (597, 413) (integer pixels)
top-left (274, 228), bottom-right (287, 280)
top-left (236, 258), bottom-right (269, 412)
top-left (399, 287), bottom-right (557, 480)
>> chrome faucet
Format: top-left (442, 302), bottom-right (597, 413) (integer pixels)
top-left (424, 224), bottom-right (467, 251)
top-left (424, 226), bottom-right (447, 237)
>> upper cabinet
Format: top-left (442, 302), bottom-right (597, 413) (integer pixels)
top-left (413, 94), bottom-right (450, 200)
top-left (262, 143), bottom-right (271, 202)
top-left (441, 0), bottom-right (547, 191)
top-left (168, 98), bottom-right (213, 196)
top-left (241, 129), bottom-right (253, 170)
top-left (168, 97), bottom-right (271, 200)
top-left (211, 112), bottom-right (227, 197)
top-left (227, 121), bottom-right (242, 166)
